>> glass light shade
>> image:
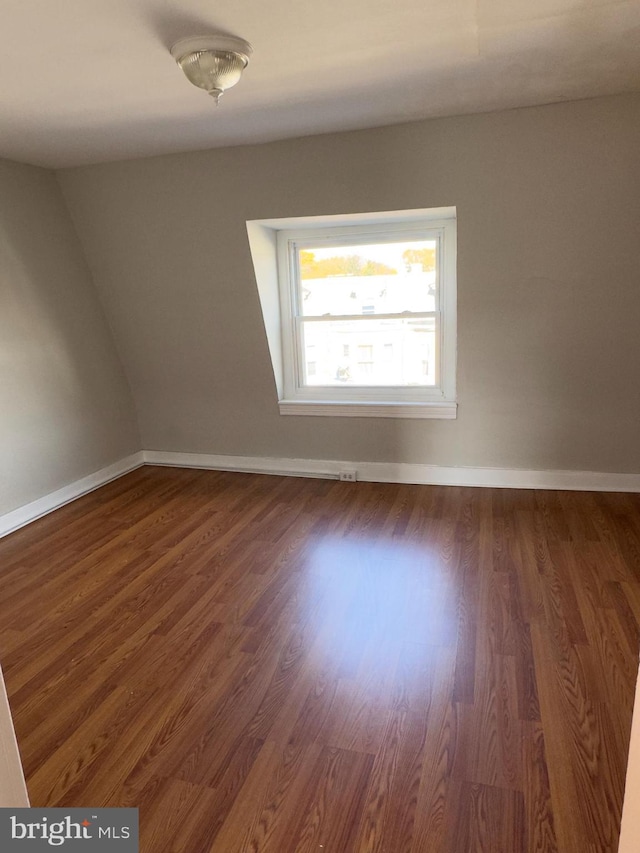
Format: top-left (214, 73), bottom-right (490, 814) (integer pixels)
top-left (171, 36), bottom-right (252, 105)
top-left (177, 50), bottom-right (248, 103)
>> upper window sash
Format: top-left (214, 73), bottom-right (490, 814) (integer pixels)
top-left (287, 226), bottom-right (444, 316)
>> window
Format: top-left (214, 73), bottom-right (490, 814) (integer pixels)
top-left (275, 210), bottom-right (457, 418)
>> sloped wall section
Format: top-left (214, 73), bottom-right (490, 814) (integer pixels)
top-left (0, 158), bottom-right (140, 516)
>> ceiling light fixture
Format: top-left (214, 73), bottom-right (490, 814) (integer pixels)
top-left (170, 35), bottom-right (253, 106)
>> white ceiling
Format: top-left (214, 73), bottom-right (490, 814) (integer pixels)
top-left (1, 0), bottom-right (639, 169)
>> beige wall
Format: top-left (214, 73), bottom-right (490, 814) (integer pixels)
top-left (59, 93), bottom-right (640, 472)
top-left (0, 159), bottom-right (140, 516)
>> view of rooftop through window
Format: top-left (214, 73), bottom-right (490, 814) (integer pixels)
top-left (296, 237), bottom-right (438, 388)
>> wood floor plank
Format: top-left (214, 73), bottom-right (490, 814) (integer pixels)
top-left (451, 780), bottom-right (526, 853)
top-left (522, 720), bottom-right (558, 853)
top-left (283, 745), bottom-right (374, 853)
top-left (0, 467), bottom-right (637, 852)
top-left (354, 709), bottom-right (429, 853)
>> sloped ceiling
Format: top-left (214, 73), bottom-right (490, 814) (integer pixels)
top-left (1, 0), bottom-right (639, 168)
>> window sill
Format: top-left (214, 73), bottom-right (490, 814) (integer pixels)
top-left (278, 400), bottom-right (457, 419)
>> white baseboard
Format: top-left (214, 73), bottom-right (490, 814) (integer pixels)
top-left (0, 452), bottom-right (145, 540)
top-left (143, 450), bottom-right (640, 493)
top-left (2, 449), bottom-right (638, 541)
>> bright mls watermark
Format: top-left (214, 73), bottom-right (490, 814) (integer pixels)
top-left (0, 809), bottom-right (138, 850)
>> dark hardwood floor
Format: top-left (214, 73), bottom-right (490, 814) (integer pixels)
top-left (0, 466), bottom-right (639, 852)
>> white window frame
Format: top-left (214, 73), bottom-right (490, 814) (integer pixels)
top-left (275, 212), bottom-right (457, 419)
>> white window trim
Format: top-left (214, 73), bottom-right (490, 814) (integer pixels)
top-left (246, 207), bottom-right (457, 419)
top-left (275, 212), bottom-right (456, 418)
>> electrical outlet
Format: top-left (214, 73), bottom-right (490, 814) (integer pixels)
top-left (338, 470), bottom-right (357, 482)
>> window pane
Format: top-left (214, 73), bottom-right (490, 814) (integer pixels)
top-left (301, 317), bottom-right (437, 387)
top-left (298, 239), bottom-right (437, 316)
